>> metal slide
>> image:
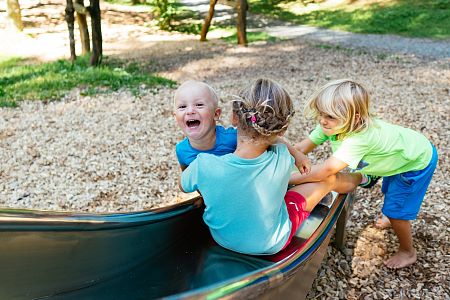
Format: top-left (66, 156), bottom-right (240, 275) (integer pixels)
top-left (0, 192), bottom-right (353, 299)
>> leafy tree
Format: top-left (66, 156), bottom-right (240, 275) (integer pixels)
top-left (153, 0), bottom-right (177, 30)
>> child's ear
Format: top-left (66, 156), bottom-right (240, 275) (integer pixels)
top-left (214, 107), bottom-right (222, 121)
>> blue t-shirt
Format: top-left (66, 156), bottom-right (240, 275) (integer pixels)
top-left (176, 126), bottom-right (237, 167)
top-left (181, 144), bottom-right (294, 255)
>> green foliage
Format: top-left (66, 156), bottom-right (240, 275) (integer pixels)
top-left (105, 0), bottom-right (184, 31)
top-left (0, 56), bottom-right (175, 107)
top-left (155, 1), bottom-right (205, 33)
top-left (103, 0), bottom-right (208, 35)
top-left (249, 0), bottom-right (450, 39)
top-left (174, 22), bottom-right (203, 34)
top-left (170, 8), bottom-right (204, 34)
top-left (152, 0), bottom-right (178, 30)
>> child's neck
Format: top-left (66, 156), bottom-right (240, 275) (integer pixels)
top-left (189, 131), bottom-right (216, 151)
top-left (234, 137), bottom-right (272, 159)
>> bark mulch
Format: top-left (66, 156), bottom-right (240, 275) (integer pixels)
top-left (1, 2), bottom-right (449, 299)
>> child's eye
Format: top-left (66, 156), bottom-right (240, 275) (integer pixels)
top-left (178, 105), bottom-right (186, 110)
top-left (320, 113), bottom-right (335, 120)
top-left (196, 103), bottom-right (204, 107)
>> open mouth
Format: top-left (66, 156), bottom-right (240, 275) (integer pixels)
top-left (186, 119), bottom-right (201, 128)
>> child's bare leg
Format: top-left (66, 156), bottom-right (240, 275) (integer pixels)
top-left (289, 172), bottom-right (360, 212)
top-left (384, 218), bottom-right (417, 269)
top-left (332, 172), bottom-right (362, 194)
top-left (289, 180), bottom-right (333, 212)
top-left (375, 214), bottom-right (391, 229)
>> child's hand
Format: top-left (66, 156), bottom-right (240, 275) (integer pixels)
top-left (276, 137), bottom-right (311, 174)
top-left (294, 152), bottom-right (311, 174)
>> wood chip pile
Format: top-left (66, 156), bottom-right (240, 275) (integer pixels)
top-left (0, 4), bottom-right (448, 298)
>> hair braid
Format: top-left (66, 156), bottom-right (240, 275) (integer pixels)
top-left (232, 78), bottom-right (295, 138)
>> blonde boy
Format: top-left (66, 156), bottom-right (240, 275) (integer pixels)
top-left (292, 79), bottom-right (438, 268)
top-left (173, 81), bottom-right (237, 170)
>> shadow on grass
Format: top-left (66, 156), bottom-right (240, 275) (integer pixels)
top-left (0, 56), bottom-right (175, 107)
top-left (221, 31), bottom-right (278, 43)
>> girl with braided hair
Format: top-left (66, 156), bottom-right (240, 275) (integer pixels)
top-left (180, 78), bottom-right (357, 255)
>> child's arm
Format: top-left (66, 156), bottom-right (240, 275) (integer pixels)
top-left (294, 138), bottom-right (317, 155)
top-left (289, 156), bottom-right (348, 185)
top-left (178, 176), bottom-right (186, 192)
top-left (277, 137), bottom-right (311, 174)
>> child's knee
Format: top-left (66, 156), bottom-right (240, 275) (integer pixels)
top-left (323, 174), bottom-right (337, 186)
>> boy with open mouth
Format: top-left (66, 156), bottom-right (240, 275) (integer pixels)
top-left (173, 80), bottom-right (237, 170)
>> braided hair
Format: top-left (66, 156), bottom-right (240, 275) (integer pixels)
top-left (232, 78), bottom-right (295, 138)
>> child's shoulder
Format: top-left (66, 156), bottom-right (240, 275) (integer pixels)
top-left (196, 152), bottom-right (230, 164)
top-left (365, 119), bottom-right (405, 135)
top-left (346, 119), bottom-right (385, 137)
top-left (343, 119), bottom-right (408, 143)
top-left (216, 125), bottom-right (237, 135)
top-left (175, 136), bottom-right (190, 151)
top-left (216, 126), bottom-right (237, 147)
top-left (271, 143), bottom-right (290, 154)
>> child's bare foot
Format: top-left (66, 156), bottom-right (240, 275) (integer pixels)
top-left (375, 214), bottom-right (391, 229)
top-left (384, 249), bottom-right (417, 269)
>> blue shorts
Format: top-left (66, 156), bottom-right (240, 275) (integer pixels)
top-left (381, 145), bottom-right (438, 220)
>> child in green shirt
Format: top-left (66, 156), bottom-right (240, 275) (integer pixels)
top-left (291, 79), bottom-right (438, 269)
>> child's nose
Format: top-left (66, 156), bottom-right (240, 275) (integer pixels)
top-left (187, 106), bottom-right (196, 114)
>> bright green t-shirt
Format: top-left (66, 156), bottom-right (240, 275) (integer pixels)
top-left (308, 119), bottom-right (433, 177)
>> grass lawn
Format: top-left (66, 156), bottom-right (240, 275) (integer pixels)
top-left (0, 56), bottom-right (175, 107)
top-left (249, 0), bottom-right (450, 39)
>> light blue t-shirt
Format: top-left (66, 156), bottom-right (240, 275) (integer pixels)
top-left (181, 143), bottom-right (294, 255)
top-left (176, 126), bottom-right (237, 167)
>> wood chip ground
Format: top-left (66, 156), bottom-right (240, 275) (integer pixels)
top-left (0, 1), bottom-right (449, 299)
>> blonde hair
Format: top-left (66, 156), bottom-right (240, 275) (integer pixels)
top-left (232, 78), bottom-right (294, 138)
top-left (173, 80), bottom-right (220, 108)
top-left (305, 79), bottom-right (373, 139)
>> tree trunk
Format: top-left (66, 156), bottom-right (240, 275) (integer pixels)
top-left (88, 0), bottom-right (102, 66)
top-left (6, 0), bottom-right (24, 31)
top-left (200, 0), bottom-right (218, 42)
top-left (75, 0), bottom-right (90, 55)
top-left (236, 0), bottom-right (247, 46)
top-left (65, 0), bottom-right (77, 61)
